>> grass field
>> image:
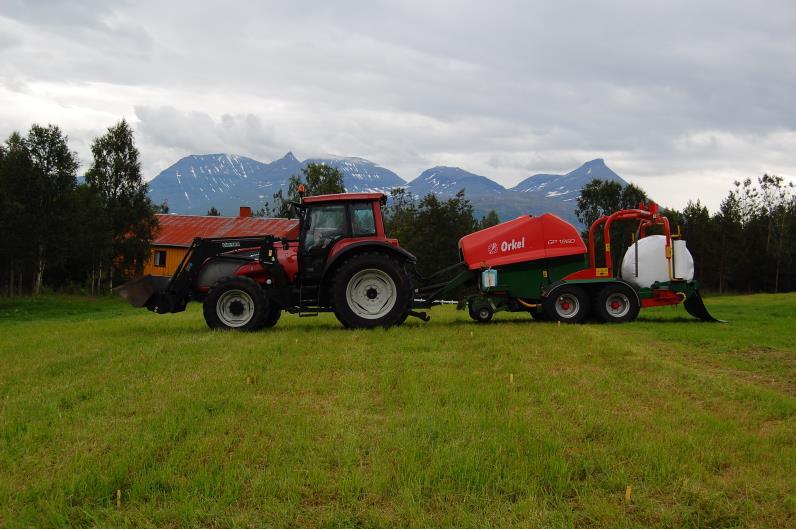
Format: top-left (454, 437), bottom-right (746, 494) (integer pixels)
top-left (0, 294), bottom-right (794, 528)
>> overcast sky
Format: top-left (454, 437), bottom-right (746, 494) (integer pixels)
top-left (1, 0), bottom-right (794, 210)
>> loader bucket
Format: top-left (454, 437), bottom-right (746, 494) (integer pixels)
top-left (683, 291), bottom-right (725, 322)
top-left (114, 275), bottom-right (171, 308)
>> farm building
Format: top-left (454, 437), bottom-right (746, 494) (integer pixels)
top-left (143, 207), bottom-right (299, 277)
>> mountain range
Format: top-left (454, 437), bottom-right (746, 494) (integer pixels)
top-left (148, 154), bottom-right (628, 225)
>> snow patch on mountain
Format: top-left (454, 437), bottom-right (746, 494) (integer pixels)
top-left (406, 166), bottom-right (506, 197)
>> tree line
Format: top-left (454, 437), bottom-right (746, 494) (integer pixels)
top-left (0, 121), bottom-right (156, 295)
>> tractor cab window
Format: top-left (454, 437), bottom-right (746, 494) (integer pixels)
top-left (304, 204), bottom-right (347, 251)
top-left (351, 202), bottom-right (376, 236)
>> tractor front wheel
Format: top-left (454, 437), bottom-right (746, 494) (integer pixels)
top-left (543, 285), bottom-right (590, 323)
top-left (203, 276), bottom-right (269, 331)
top-left (263, 303), bottom-right (282, 328)
top-left (332, 253), bottom-right (413, 329)
top-left (594, 284), bottom-right (639, 323)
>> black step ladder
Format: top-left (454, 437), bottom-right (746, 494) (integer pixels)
top-left (298, 283), bottom-right (320, 317)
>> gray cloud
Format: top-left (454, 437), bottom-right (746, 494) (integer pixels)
top-left (0, 0), bottom-right (794, 210)
top-left (133, 106), bottom-right (283, 175)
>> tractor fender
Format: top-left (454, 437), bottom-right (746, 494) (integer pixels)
top-left (542, 279), bottom-right (641, 307)
top-left (321, 241), bottom-right (416, 281)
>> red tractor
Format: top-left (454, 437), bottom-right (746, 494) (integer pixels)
top-left (119, 192), bottom-right (419, 330)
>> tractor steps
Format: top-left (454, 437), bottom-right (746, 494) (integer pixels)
top-left (298, 283), bottom-right (322, 317)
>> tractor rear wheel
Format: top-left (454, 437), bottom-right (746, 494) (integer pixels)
top-left (203, 276), bottom-right (269, 331)
top-left (594, 284), bottom-right (639, 323)
top-left (332, 252), bottom-right (413, 329)
top-left (543, 285), bottom-right (590, 323)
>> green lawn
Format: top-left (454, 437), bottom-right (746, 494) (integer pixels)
top-left (0, 294), bottom-right (794, 528)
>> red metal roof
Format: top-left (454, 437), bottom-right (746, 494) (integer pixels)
top-left (302, 192), bottom-right (385, 204)
top-left (154, 214), bottom-right (299, 247)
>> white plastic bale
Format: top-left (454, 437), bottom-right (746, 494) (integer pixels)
top-left (620, 235), bottom-right (669, 289)
top-left (620, 235), bottom-right (695, 288)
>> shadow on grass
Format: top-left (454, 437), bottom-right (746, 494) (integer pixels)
top-left (441, 315), bottom-right (717, 327)
top-left (634, 317), bottom-right (716, 324)
top-left (94, 310), bottom-right (723, 342)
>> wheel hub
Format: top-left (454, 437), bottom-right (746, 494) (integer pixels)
top-left (556, 294), bottom-right (579, 318)
top-left (346, 268), bottom-right (397, 320)
top-left (605, 293), bottom-right (630, 318)
top-left (216, 289), bottom-right (255, 328)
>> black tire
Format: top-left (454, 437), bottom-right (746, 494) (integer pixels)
top-left (392, 261), bottom-right (416, 327)
top-left (203, 276), bottom-right (268, 331)
top-left (332, 252), bottom-right (413, 329)
top-left (468, 302), bottom-right (494, 323)
top-left (530, 308), bottom-right (547, 321)
top-left (543, 285), bottom-right (590, 323)
top-left (263, 303), bottom-right (282, 328)
top-left (594, 283), bottom-right (640, 323)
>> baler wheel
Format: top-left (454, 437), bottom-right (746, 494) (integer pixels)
top-left (529, 308), bottom-right (547, 321)
top-left (594, 284), bottom-right (639, 323)
top-left (468, 303), bottom-right (494, 323)
top-left (543, 285), bottom-right (590, 323)
top-left (203, 276), bottom-right (269, 331)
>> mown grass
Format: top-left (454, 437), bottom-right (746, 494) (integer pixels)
top-left (0, 294), bottom-right (794, 528)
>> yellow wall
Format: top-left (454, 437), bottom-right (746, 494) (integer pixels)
top-left (143, 246), bottom-right (188, 277)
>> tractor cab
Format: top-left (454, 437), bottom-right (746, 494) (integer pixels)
top-left (295, 192), bottom-right (391, 285)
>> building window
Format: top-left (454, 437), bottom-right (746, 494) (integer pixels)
top-left (154, 250), bottom-right (167, 267)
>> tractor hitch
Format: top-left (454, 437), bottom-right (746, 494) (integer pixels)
top-left (408, 310), bottom-right (431, 322)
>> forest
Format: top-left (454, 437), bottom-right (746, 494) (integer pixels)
top-left (0, 121), bottom-right (156, 295)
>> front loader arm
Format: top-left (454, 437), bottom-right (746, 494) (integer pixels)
top-left (145, 235), bottom-right (283, 314)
